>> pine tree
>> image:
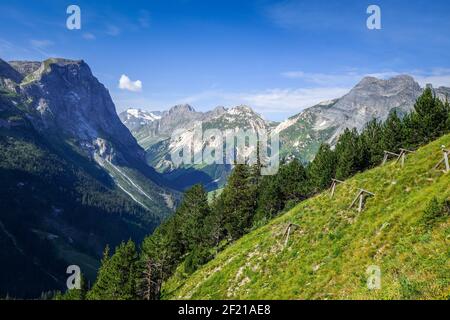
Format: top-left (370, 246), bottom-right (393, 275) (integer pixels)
top-left (253, 175), bottom-right (283, 224)
top-left (176, 184), bottom-right (211, 251)
top-left (335, 128), bottom-right (366, 180)
top-left (410, 88), bottom-right (448, 144)
top-left (307, 144), bottom-right (336, 192)
top-left (87, 240), bottom-right (139, 300)
top-left (54, 274), bottom-right (88, 300)
top-left (362, 119), bottom-right (384, 166)
top-left (444, 98), bottom-right (450, 133)
top-left (278, 159), bottom-right (309, 207)
top-left (205, 195), bottom-right (227, 252)
top-left (381, 111), bottom-right (404, 152)
top-left (139, 217), bottom-right (183, 300)
top-left (221, 164), bottom-right (257, 240)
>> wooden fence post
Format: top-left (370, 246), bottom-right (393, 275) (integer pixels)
top-left (433, 148), bottom-right (450, 173)
top-left (395, 148), bottom-right (415, 168)
top-left (382, 151), bottom-right (400, 166)
top-left (283, 223), bottom-right (301, 247)
top-left (329, 179), bottom-right (345, 198)
top-left (349, 188), bottom-right (375, 213)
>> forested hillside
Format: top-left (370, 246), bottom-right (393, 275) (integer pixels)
top-left (0, 58), bottom-right (176, 298)
top-left (164, 133), bottom-right (450, 299)
top-left (58, 88), bottom-right (449, 300)
top-left (0, 91), bottom-right (162, 297)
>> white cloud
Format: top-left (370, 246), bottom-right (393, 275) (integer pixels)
top-left (30, 39), bottom-right (53, 49)
top-left (412, 69), bottom-right (450, 88)
top-left (281, 71), bottom-right (360, 85)
top-left (119, 74), bottom-right (143, 92)
top-left (230, 88), bottom-right (349, 113)
top-left (177, 87), bottom-right (350, 115)
top-left (29, 39), bottom-right (55, 57)
top-left (82, 33), bottom-right (96, 40)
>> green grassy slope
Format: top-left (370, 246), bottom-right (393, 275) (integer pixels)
top-left (163, 134), bottom-right (450, 300)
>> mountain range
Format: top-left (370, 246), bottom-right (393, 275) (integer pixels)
top-left (120, 75), bottom-right (450, 190)
top-left (120, 104), bottom-right (274, 190)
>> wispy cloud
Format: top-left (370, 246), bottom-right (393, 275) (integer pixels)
top-left (105, 24), bottom-right (121, 36)
top-left (231, 87), bottom-right (350, 113)
top-left (82, 33), bottom-right (96, 41)
top-left (176, 69), bottom-right (450, 116)
top-left (281, 69), bottom-right (450, 88)
top-left (29, 39), bottom-right (55, 57)
top-left (281, 71), bottom-right (361, 86)
top-left (176, 87), bottom-right (350, 115)
top-left (119, 74), bottom-right (142, 92)
top-left (30, 39), bottom-right (53, 49)
top-left (0, 38), bottom-right (30, 58)
top-left (0, 38), bottom-right (15, 54)
top-left (412, 69), bottom-right (450, 88)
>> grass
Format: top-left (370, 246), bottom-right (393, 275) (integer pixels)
top-left (163, 134), bottom-right (450, 300)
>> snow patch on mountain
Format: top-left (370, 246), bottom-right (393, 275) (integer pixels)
top-left (126, 108), bottom-right (161, 121)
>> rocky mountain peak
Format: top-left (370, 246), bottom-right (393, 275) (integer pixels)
top-left (230, 105), bottom-right (253, 112)
top-left (8, 60), bottom-right (41, 77)
top-left (8, 57), bottom-right (147, 165)
top-left (168, 104), bottom-right (196, 114)
top-left (354, 74), bottom-right (420, 93)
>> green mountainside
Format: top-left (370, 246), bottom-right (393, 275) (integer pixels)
top-left (163, 134), bottom-right (450, 300)
top-left (0, 91), bottom-right (162, 297)
top-left (0, 58), bottom-right (177, 298)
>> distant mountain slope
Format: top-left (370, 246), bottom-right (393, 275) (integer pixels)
top-left (276, 76), bottom-right (450, 161)
top-left (121, 105), bottom-right (274, 190)
top-left (164, 133), bottom-right (450, 300)
top-left (119, 108), bottom-right (162, 132)
top-left (0, 57), bottom-right (177, 297)
top-left (119, 104), bottom-right (227, 150)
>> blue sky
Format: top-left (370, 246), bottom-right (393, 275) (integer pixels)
top-left (1, 0), bottom-right (450, 121)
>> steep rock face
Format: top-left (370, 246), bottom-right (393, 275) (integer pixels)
top-left (0, 57), bottom-right (178, 297)
top-left (1, 57), bottom-right (178, 220)
top-left (18, 59), bottom-right (146, 166)
top-left (326, 75), bottom-right (422, 134)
